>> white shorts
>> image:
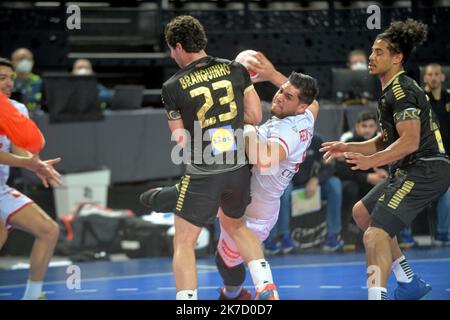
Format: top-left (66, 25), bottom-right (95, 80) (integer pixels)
top-left (217, 189), bottom-right (280, 268)
top-left (0, 186), bottom-right (33, 230)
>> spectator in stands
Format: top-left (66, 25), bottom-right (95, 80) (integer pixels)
top-left (11, 48), bottom-right (42, 112)
top-left (423, 63), bottom-right (450, 245)
top-left (424, 63), bottom-right (450, 152)
top-left (265, 135), bottom-right (344, 253)
top-left (347, 49), bottom-right (368, 71)
top-left (338, 111), bottom-right (387, 197)
top-left (336, 111), bottom-right (388, 246)
top-left (72, 59), bottom-right (113, 109)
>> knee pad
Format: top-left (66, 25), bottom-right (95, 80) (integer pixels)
top-left (215, 251), bottom-right (246, 287)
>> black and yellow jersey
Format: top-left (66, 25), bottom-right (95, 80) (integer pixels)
top-left (162, 55), bottom-right (254, 174)
top-left (377, 71), bottom-right (448, 171)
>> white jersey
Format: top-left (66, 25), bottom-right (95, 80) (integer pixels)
top-left (0, 99), bottom-right (29, 188)
top-left (218, 109), bottom-right (315, 267)
top-left (252, 109), bottom-right (315, 199)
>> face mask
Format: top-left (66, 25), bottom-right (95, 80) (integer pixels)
top-left (16, 59), bottom-right (33, 74)
top-left (351, 61), bottom-right (368, 71)
top-left (74, 68), bottom-right (92, 75)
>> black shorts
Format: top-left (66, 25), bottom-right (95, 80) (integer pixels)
top-left (174, 165), bottom-right (252, 228)
top-left (361, 159), bottom-right (450, 237)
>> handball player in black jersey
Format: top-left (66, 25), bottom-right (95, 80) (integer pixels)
top-left (162, 15), bottom-right (278, 300)
top-left (321, 19), bottom-right (450, 300)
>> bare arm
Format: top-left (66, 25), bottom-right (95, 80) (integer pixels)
top-left (346, 133), bottom-right (384, 155)
top-left (10, 144), bottom-right (63, 188)
top-left (344, 120), bottom-right (420, 171)
top-left (11, 144), bottom-right (32, 157)
top-left (320, 133), bottom-right (383, 163)
top-left (247, 52), bottom-right (287, 87)
top-left (0, 150), bottom-right (32, 168)
top-left (168, 119), bottom-right (187, 148)
top-left (243, 87), bottom-right (262, 125)
top-left (367, 120), bottom-right (420, 167)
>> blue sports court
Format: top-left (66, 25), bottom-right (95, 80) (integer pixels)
top-left (1, 247), bottom-right (449, 300)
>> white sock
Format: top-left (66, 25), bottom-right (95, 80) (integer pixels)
top-left (368, 287), bottom-right (388, 300)
top-left (176, 289), bottom-right (198, 300)
top-left (248, 259), bottom-right (274, 291)
top-left (392, 255), bottom-right (414, 283)
top-left (22, 280), bottom-right (43, 300)
top-left (223, 286), bottom-right (242, 299)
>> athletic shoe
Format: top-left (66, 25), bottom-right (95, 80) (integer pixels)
top-left (323, 234), bottom-right (344, 252)
top-left (398, 234), bottom-right (418, 249)
top-left (280, 234), bottom-right (295, 254)
top-left (394, 274), bottom-right (432, 300)
top-left (218, 287), bottom-right (252, 300)
top-left (434, 232), bottom-right (450, 246)
top-left (254, 283), bottom-right (279, 300)
top-left (264, 239), bottom-right (281, 255)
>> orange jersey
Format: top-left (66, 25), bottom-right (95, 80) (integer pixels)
top-left (0, 92), bottom-right (44, 153)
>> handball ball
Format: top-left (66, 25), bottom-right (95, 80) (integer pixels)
top-left (235, 50), bottom-right (259, 80)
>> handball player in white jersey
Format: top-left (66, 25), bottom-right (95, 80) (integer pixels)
top-left (0, 57), bottom-right (62, 300)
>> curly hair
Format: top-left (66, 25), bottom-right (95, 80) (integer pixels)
top-left (376, 18), bottom-right (428, 63)
top-left (164, 15), bottom-right (207, 53)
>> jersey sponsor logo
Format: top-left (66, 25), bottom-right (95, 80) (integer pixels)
top-left (209, 125), bottom-right (236, 156)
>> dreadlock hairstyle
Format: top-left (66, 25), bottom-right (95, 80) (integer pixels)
top-left (376, 18), bottom-right (428, 63)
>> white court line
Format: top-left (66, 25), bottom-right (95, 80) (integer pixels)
top-left (0, 272), bottom-right (175, 289)
top-left (361, 286), bottom-right (368, 290)
top-left (0, 293), bottom-right (12, 296)
top-left (157, 286), bottom-right (219, 291)
top-left (279, 285), bottom-right (301, 289)
top-left (446, 289), bottom-right (450, 292)
top-left (75, 289), bottom-right (97, 293)
top-left (43, 291), bottom-right (55, 294)
top-left (197, 264), bottom-right (217, 270)
top-left (320, 285), bottom-right (343, 289)
top-left (271, 257), bottom-right (450, 271)
top-left (2, 257), bottom-right (450, 290)
top-left (116, 288), bottom-right (139, 292)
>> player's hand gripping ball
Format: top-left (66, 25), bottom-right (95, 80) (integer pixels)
top-left (235, 50), bottom-right (260, 80)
